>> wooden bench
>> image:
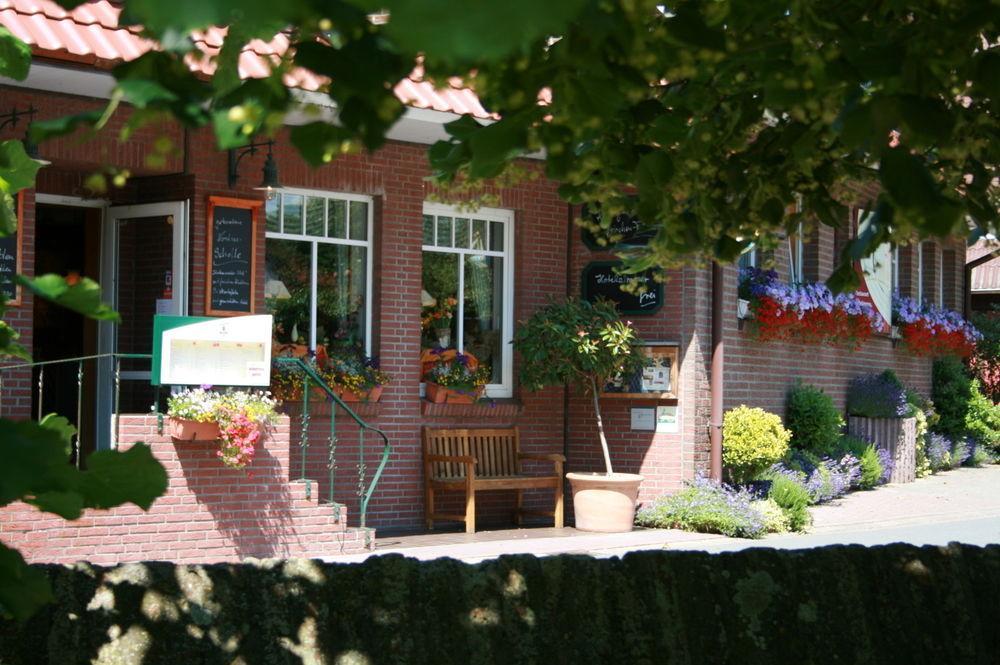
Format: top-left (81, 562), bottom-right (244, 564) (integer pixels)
top-left (422, 427), bottom-right (565, 533)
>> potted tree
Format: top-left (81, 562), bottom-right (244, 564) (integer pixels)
top-left (514, 298), bottom-right (646, 532)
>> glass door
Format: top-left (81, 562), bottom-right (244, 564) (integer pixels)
top-left (96, 201), bottom-right (188, 449)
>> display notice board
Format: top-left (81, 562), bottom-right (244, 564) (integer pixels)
top-left (153, 314), bottom-right (273, 386)
top-left (0, 191), bottom-right (23, 304)
top-left (206, 196), bottom-right (260, 316)
top-left (602, 344), bottom-right (679, 400)
top-left (581, 260), bottom-right (663, 315)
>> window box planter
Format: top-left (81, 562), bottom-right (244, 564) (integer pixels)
top-left (848, 416), bottom-right (917, 483)
top-left (168, 418), bottom-right (220, 442)
top-left (424, 382), bottom-right (483, 404)
top-left (332, 385), bottom-right (384, 403)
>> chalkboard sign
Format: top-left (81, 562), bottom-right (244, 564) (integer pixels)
top-left (206, 196), bottom-right (260, 316)
top-left (580, 203), bottom-right (655, 250)
top-left (581, 261), bottom-right (663, 315)
top-left (0, 191), bottom-right (23, 305)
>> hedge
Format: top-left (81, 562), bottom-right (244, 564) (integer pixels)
top-left (1, 544), bottom-right (998, 664)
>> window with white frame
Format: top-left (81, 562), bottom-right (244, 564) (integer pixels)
top-left (891, 244), bottom-right (900, 294)
top-left (738, 244), bottom-right (757, 270)
top-left (787, 222), bottom-right (804, 283)
top-left (264, 188), bottom-right (373, 354)
top-left (917, 241), bottom-right (924, 303)
top-left (421, 203), bottom-right (514, 397)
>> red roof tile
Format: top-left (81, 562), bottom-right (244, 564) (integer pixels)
top-left (0, 0), bottom-right (491, 119)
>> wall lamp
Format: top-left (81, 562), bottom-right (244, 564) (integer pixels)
top-left (0, 105), bottom-right (51, 165)
top-left (228, 139), bottom-right (282, 197)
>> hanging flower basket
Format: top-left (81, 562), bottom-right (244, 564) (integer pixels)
top-left (425, 381), bottom-right (483, 404)
top-left (168, 418), bottom-right (220, 442)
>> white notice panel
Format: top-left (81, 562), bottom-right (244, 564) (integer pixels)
top-left (160, 315), bottom-right (272, 386)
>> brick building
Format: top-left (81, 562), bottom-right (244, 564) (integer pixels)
top-left (0, 1), bottom-right (967, 539)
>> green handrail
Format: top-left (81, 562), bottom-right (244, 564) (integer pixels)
top-left (273, 356), bottom-right (392, 530)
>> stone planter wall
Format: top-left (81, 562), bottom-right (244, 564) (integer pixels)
top-left (848, 416), bottom-right (917, 483)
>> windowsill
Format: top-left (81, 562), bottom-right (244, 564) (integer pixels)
top-left (422, 398), bottom-right (523, 419)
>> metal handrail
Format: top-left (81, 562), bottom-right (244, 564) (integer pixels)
top-left (0, 352), bottom-right (155, 463)
top-left (273, 356), bottom-right (392, 530)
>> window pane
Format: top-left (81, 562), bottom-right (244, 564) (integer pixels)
top-left (283, 194), bottom-right (304, 235)
top-left (328, 199), bottom-right (347, 238)
top-left (265, 238), bottom-right (311, 345)
top-left (316, 244), bottom-right (367, 350)
top-left (454, 218), bottom-right (470, 248)
top-left (265, 196), bottom-right (280, 233)
top-left (349, 200), bottom-right (368, 241)
top-left (738, 249), bottom-right (755, 270)
top-left (471, 219), bottom-right (487, 250)
top-left (306, 196), bottom-right (325, 236)
top-left (489, 221), bottom-right (504, 251)
top-left (421, 251), bottom-right (458, 350)
top-left (436, 216), bottom-right (453, 248)
top-left (423, 214), bottom-right (435, 245)
top-left (463, 255), bottom-right (503, 384)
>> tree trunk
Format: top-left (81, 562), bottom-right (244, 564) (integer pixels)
top-left (590, 376), bottom-right (614, 475)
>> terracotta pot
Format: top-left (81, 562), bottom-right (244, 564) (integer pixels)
top-left (425, 382), bottom-right (481, 404)
top-left (566, 472), bottom-right (644, 533)
top-left (332, 385), bottom-right (384, 403)
top-left (168, 418), bottom-right (220, 442)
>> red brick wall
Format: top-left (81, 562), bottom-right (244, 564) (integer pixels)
top-left (0, 415), bottom-right (371, 564)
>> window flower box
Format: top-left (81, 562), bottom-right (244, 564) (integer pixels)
top-left (167, 418), bottom-right (220, 442)
top-left (333, 385), bottom-right (384, 403)
top-left (892, 295), bottom-right (980, 357)
top-left (166, 388), bottom-right (278, 469)
top-left (425, 381), bottom-right (483, 404)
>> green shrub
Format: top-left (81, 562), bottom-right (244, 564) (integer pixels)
top-left (752, 498), bottom-right (790, 533)
top-left (635, 476), bottom-right (767, 538)
top-left (786, 382), bottom-right (844, 455)
top-left (856, 444), bottom-right (884, 490)
top-left (722, 405), bottom-right (791, 484)
top-left (969, 444), bottom-right (995, 467)
top-left (766, 474), bottom-right (812, 532)
top-left (966, 380), bottom-right (1000, 453)
top-left (912, 407), bottom-right (931, 477)
top-left (932, 356), bottom-right (972, 438)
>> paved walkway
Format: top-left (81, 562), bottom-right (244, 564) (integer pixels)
top-left (324, 465), bottom-right (1000, 563)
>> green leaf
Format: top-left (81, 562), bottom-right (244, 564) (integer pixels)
top-left (0, 140), bottom-right (43, 198)
top-left (0, 26), bottom-right (31, 81)
top-left (28, 110), bottom-right (105, 143)
top-left (0, 542), bottom-right (52, 621)
top-left (79, 444), bottom-right (169, 511)
top-left (366, 0), bottom-right (589, 65)
top-left (16, 274), bottom-right (120, 322)
top-left (289, 123), bottom-right (355, 167)
top-left (26, 490), bottom-right (84, 520)
top-left (39, 414), bottom-right (78, 458)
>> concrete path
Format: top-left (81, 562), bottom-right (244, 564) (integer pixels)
top-left (324, 465), bottom-right (1000, 564)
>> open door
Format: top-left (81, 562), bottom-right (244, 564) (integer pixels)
top-left (96, 201), bottom-right (188, 449)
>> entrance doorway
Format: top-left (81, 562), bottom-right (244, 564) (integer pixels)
top-left (32, 203), bottom-right (102, 460)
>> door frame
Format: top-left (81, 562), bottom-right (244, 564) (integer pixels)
top-left (96, 201), bottom-right (189, 449)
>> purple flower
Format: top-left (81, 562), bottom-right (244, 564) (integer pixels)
top-left (200, 384), bottom-right (213, 390)
top-left (926, 433), bottom-right (951, 471)
top-left (876, 447), bottom-right (894, 484)
top-left (847, 372), bottom-right (910, 418)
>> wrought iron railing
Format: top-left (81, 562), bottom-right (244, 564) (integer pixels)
top-left (0, 354), bottom-right (392, 530)
top-left (273, 356), bottom-right (392, 530)
top-left (0, 352), bottom-right (154, 466)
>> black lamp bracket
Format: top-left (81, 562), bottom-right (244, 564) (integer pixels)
top-left (0, 105), bottom-right (37, 133)
top-left (228, 139), bottom-right (274, 188)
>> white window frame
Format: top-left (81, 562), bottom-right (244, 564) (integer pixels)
top-left (738, 244), bottom-right (757, 269)
top-left (421, 202), bottom-right (515, 398)
top-left (788, 222), bottom-right (804, 283)
top-left (917, 241), bottom-right (925, 303)
top-left (891, 244), bottom-right (900, 295)
top-left (264, 187), bottom-right (374, 355)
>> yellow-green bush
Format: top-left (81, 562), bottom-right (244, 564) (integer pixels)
top-left (723, 405), bottom-right (791, 484)
top-left (1, 546), bottom-right (998, 664)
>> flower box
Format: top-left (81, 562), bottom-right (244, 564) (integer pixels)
top-left (425, 382), bottom-right (483, 404)
top-left (168, 418), bottom-right (220, 442)
top-left (333, 385), bottom-right (384, 403)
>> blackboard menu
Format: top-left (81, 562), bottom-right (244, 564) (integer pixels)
top-left (206, 197), bottom-right (258, 316)
top-left (1, 192), bottom-right (22, 304)
top-left (580, 203), bottom-right (655, 250)
top-left (581, 261), bottom-right (663, 315)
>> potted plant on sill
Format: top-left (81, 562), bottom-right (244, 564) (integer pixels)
top-left (422, 349), bottom-right (491, 404)
top-left (325, 349), bottom-right (390, 403)
top-left (514, 298), bottom-right (646, 532)
top-left (166, 388), bottom-right (278, 469)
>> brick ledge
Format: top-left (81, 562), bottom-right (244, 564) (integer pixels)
top-left (421, 399), bottom-right (523, 419)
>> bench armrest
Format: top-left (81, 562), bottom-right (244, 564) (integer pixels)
top-left (518, 453), bottom-right (566, 463)
top-left (426, 454), bottom-right (477, 464)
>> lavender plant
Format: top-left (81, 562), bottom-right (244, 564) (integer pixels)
top-left (876, 447), bottom-right (895, 484)
top-left (635, 474), bottom-right (768, 539)
top-left (926, 433), bottom-right (953, 472)
top-left (846, 371), bottom-right (911, 418)
top-left (949, 437), bottom-right (972, 468)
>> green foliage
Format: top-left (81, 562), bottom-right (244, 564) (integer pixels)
top-left (0, 140), bottom-right (43, 235)
top-left (966, 380), bottom-right (1000, 453)
top-left (514, 298), bottom-right (644, 394)
top-left (7, 1), bottom-right (998, 280)
top-left (635, 478), bottom-right (767, 539)
top-left (766, 474), bottom-right (812, 532)
top-left (752, 498), bottom-right (790, 534)
top-left (17, 274), bottom-right (120, 322)
top-left (857, 444), bottom-right (884, 491)
top-left (721, 405), bottom-right (791, 485)
top-left (786, 383), bottom-right (844, 456)
top-left (932, 357), bottom-right (972, 438)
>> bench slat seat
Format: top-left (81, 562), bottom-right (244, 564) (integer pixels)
top-left (423, 427), bottom-right (564, 533)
